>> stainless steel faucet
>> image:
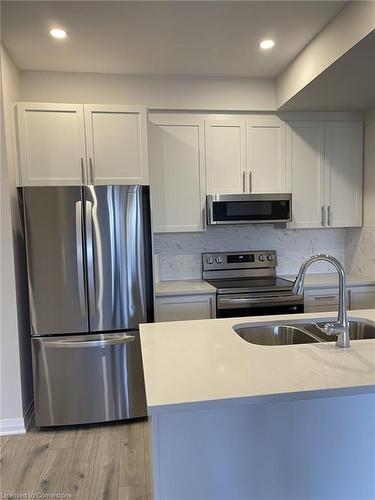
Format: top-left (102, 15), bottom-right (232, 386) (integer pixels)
top-left (292, 254), bottom-right (350, 348)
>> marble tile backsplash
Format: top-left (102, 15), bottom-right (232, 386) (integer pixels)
top-left (346, 227), bottom-right (375, 277)
top-left (153, 226), bottom-right (346, 281)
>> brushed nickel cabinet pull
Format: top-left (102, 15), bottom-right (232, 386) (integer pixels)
top-left (89, 157), bottom-right (94, 185)
top-left (80, 158), bottom-right (86, 184)
top-left (327, 205), bottom-right (332, 226)
top-left (242, 171), bottom-right (246, 193)
top-left (249, 171), bottom-right (252, 193)
top-left (321, 206), bottom-right (326, 226)
top-left (313, 295), bottom-right (337, 301)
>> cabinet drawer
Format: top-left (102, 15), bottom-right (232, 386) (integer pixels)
top-left (305, 288), bottom-right (339, 306)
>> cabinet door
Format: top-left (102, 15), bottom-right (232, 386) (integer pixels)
top-left (324, 121), bottom-right (363, 227)
top-left (84, 105), bottom-right (149, 185)
top-left (247, 116), bottom-right (287, 193)
top-left (349, 287), bottom-right (375, 310)
top-left (286, 121), bottom-right (325, 228)
top-left (205, 120), bottom-right (246, 194)
top-left (17, 103), bottom-right (86, 186)
top-left (149, 116), bottom-right (206, 232)
top-left (155, 294), bottom-right (216, 322)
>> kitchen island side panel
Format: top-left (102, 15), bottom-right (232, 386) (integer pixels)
top-left (151, 393), bottom-right (375, 500)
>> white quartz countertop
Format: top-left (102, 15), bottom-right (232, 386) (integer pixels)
top-left (155, 274), bottom-right (375, 297)
top-left (281, 273), bottom-right (375, 289)
top-left (140, 309), bottom-right (375, 415)
top-left (155, 279), bottom-right (216, 296)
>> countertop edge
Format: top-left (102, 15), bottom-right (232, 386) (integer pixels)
top-left (154, 280), bottom-right (217, 296)
top-left (147, 384), bottom-right (375, 416)
top-left (155, 275), bottom-right (375, 296)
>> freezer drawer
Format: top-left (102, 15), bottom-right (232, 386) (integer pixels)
top-left (32, 332), bottom-right (147, 426)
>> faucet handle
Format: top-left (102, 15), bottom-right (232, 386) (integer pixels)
top-left (323, 322), bottom-right (337, 336)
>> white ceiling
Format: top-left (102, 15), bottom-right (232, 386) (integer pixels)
top-left (1, 1), bottom-right (346, 77)
top-left (279, 31), bottom-right (375, 111)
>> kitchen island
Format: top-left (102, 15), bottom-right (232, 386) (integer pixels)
top-left (140, 310), bottom-right (375, 500)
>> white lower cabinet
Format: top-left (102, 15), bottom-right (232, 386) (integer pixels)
top-left (304, 286), bottom-right (375, 313)
top-left (155, 293), bottom-right (216, 322)
top-left (349, 287), bottom-right (375, 310)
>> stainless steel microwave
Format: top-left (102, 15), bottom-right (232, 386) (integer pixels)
top-left (206, 193), bottom-right (292, 225)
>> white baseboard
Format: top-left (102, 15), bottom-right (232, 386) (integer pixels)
top-left (0, 399), bottom-right (34, 436)
top-left (0, 418), bottom-right (26, 436)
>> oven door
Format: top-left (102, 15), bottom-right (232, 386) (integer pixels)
top-left (207, 194), bottom-right (292, 225)
top-left (216, 293), bottom-right (304, 318)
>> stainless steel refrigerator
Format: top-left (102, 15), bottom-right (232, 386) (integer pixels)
top-left (20, 185), bottom-right (153, 427)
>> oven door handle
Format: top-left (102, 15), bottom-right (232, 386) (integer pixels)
top-left (218, 295), bottom-right (303, 307)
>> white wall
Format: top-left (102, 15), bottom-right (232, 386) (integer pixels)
top-left (0, 60), bottom-right (24, 431)
top-left (154, 227), bottom-right (346, 281)
top-left (0, 45), bottom-right (33, 434)
top-left (276, 2), bottom-right (375, 108)
top-left (346, 106), bottom-right (375, 277)
top-left (20, 71), bottom-right (276, 111)
top-left (363, 106), bottom-right (375, 227)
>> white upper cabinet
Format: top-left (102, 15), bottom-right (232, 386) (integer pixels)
top-left (205, 116), bottom-right (288, 195)
top-left (324, 121), bottom-right (363, 227)
top-left (149, 115), bottom-right (206, 232)
top-left (205, 120), bottom-right (247, 194)
top-left (84, 105), bottom-right (149, 185)
top-left (287, 119), bottom-right (363, 229)
top-left (17, 103), bottom-right (86, 186)
top-left (286, 121), bottom-right (325, 228)
top-left (16, 103), bottom-right (149, 186)
top-left (247, 116), bottom-right (287, 194)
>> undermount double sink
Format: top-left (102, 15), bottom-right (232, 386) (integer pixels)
top-left (233, 320), bottom-right (375, 346)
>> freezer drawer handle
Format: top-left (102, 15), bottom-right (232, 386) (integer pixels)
top-left (38, 334), bottom-right (136, 348)
top-left (75, 201), bottom-right (87, 316)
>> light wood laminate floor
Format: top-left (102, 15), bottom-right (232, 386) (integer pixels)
top-left (0, 418), bottom-right (152, 500)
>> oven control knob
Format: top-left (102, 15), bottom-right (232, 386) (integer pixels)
top-left (259, 254), bottom-right (266, 262)
top-left (267, 254), bottom-right (275, 262)
top-left (206, 256), bottom-right (214, 264)
top-left (215, 256), bottom-right (222, 264)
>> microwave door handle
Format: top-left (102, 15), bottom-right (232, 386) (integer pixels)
top-left (75, 201), bottom-right (86, 316)
top-left (85, 200), bottom-right (96, 316)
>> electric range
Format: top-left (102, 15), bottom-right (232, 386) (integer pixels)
top-left (202, 250), bottom-right (304, 318)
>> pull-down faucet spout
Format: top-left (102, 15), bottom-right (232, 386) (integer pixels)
top-left (292, 254), bottom-right (350, 348)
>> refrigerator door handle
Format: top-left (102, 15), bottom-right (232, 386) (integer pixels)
top-left (36, 334), bottom-right (136, 348)
top-left (85, 200), bottom-right (96, 316)
top-left (75, 201), bottom-right (86, 316)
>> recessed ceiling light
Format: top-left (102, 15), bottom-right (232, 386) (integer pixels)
top-left (259, 40), bottom-right (275, 50)
top-left (50, 28), bottom-right (67, 39)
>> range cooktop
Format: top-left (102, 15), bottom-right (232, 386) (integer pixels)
top-left (204, 276), bottom-right (293, 295)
